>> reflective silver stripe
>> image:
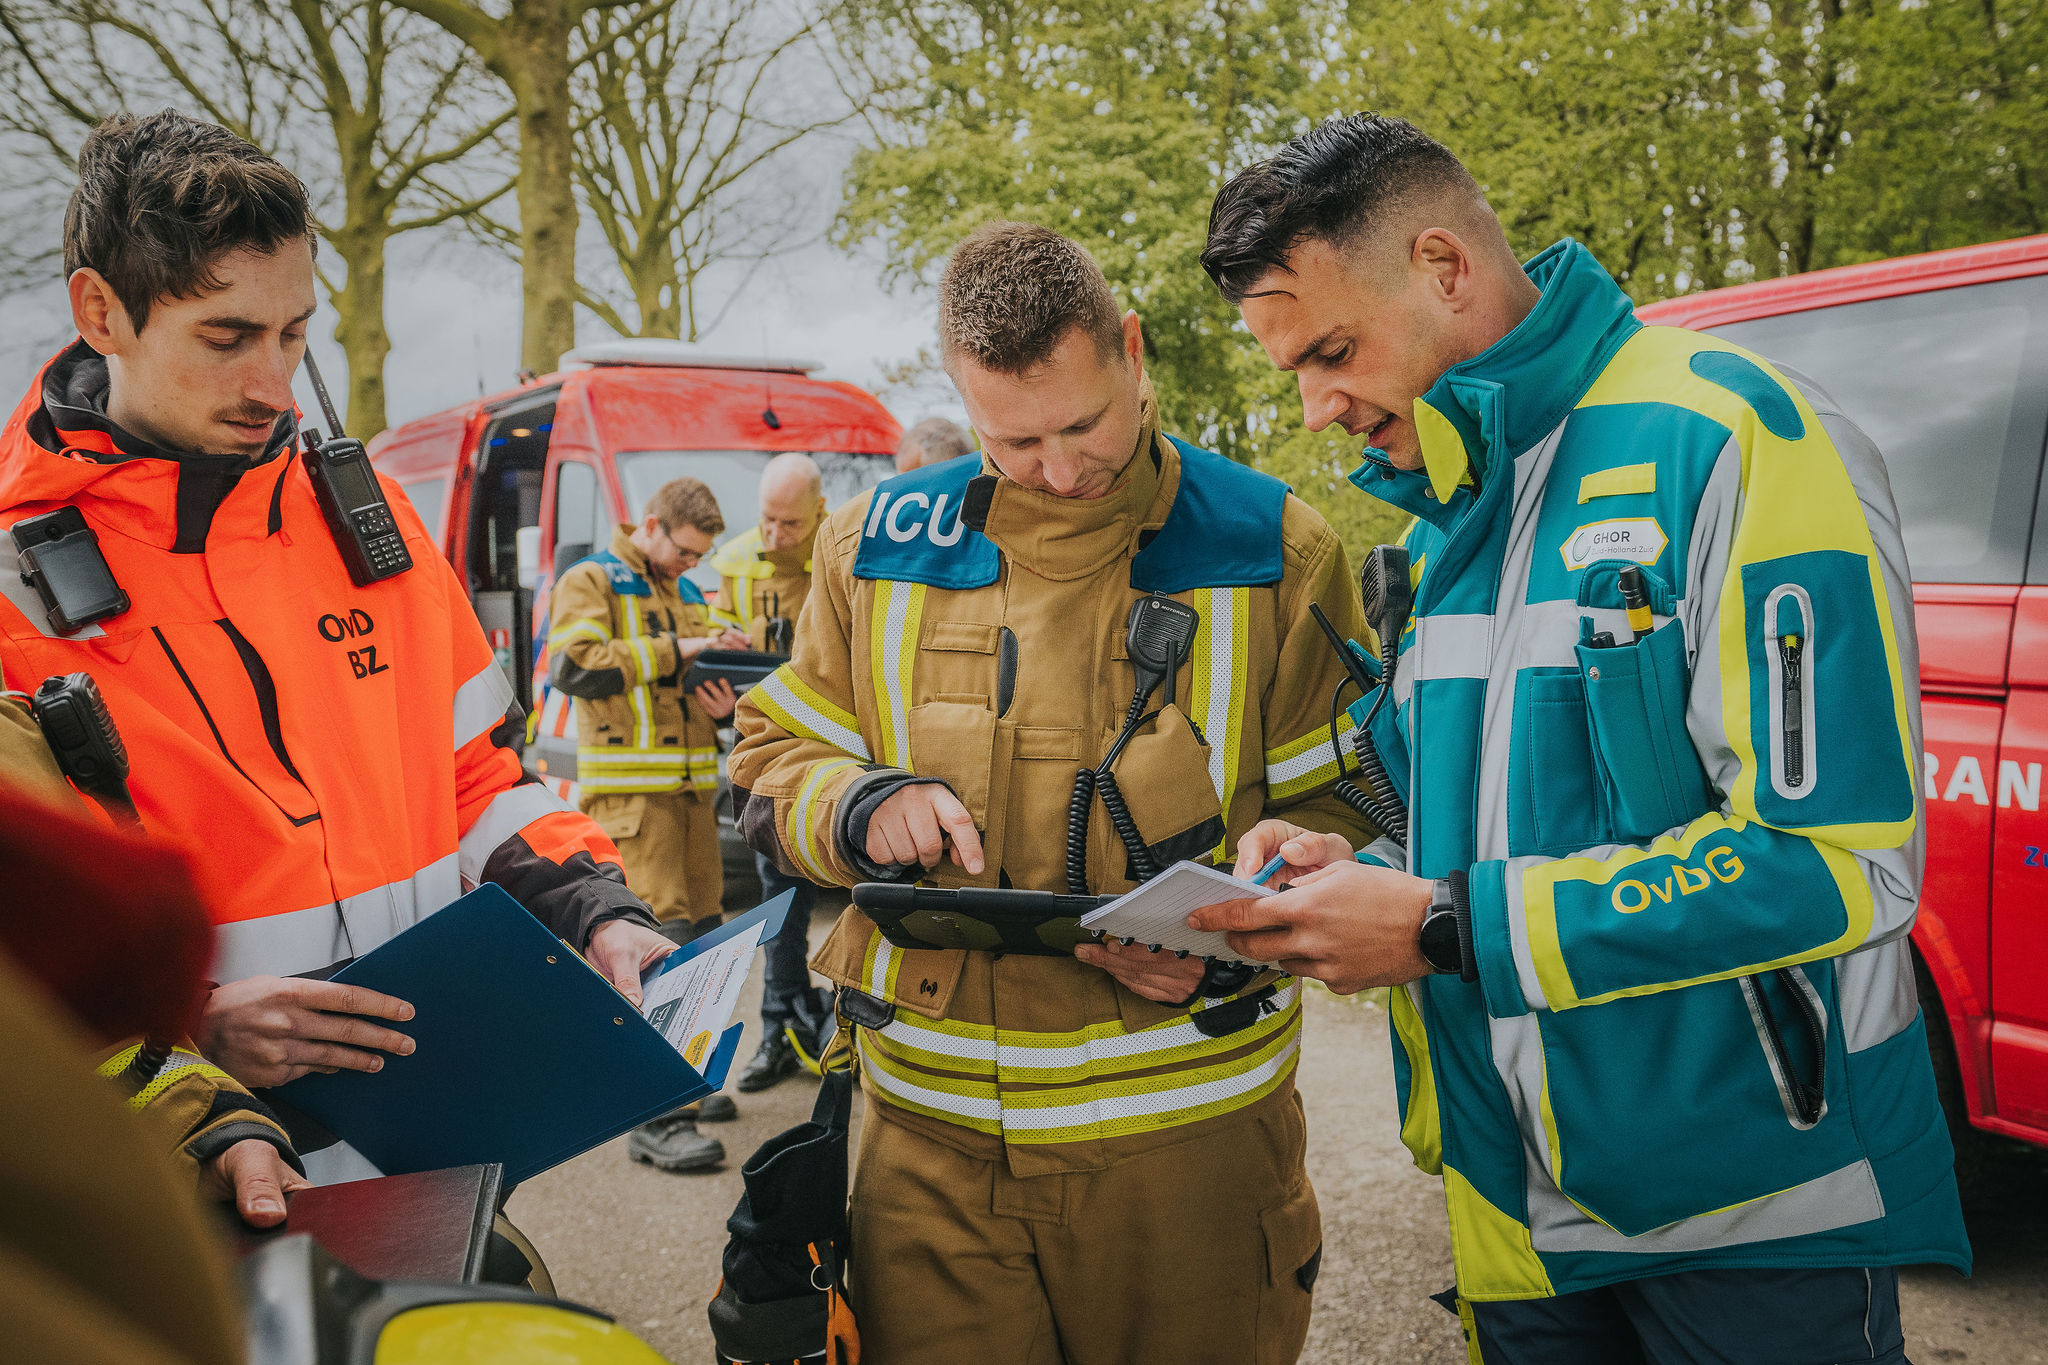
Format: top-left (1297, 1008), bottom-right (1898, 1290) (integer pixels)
top-left (458, 782), bottom-right (575, 883)
top-left (1488, 1006), bottom-right (1887, 1256)
top-left (1265, 721), bottom-right (1351, 798)
top-left (209, 852), bottom-right (461, 980)
top-left (1527, 1153), bottom-right (1885, 1255)
top-left (859, 1034), bottom-right (1003, 1123)
top-left (1838, 938), bottom-right (1918, 1053)
top-left (1393, 612), bottom-right (1493, 709)
top-left (753, 667), bottom-right (871, 760)
top-left (878, 982), bottom-right (1304, 1072)
top-left (999, 1031), bottom-right (1301, 1132)
top-left (452, 660), bottom-right (517, 750)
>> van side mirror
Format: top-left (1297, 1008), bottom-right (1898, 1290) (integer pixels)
top-left (515, 525), bottom-right (542, 590)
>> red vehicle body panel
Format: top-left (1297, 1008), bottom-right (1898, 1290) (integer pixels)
top-left (1642, 235), bottom-right (2048, 1151)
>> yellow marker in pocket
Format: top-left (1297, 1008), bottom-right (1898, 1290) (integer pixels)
top-left (1619, 565), bottom-right (1653, 641)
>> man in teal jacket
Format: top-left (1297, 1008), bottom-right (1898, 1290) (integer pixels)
top-left (1196, 114), bottom-right (1968, 1362)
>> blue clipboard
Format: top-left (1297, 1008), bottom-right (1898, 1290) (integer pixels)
top-left (277, 886), bottom-right (792, 1185)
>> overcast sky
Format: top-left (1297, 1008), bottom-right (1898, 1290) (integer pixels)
top-left (0, 140), bottom-right (967, 438)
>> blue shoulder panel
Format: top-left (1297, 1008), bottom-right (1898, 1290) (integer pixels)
top-left (850, 454), bottom-right (999, 589)
top-left (675, 574), bottom-right (707, 606)
top-left (1130, 438), bottom-right (1287, 592)
top-left (577, 548), bottom-right (651, 597)
top-left (849, 441), bottom-right (1287, 593)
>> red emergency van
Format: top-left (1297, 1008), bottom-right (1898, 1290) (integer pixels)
top-left (1638, 235), bottom-right (2048, 1176)
top-left (368, 339), bottom-right (902, 901)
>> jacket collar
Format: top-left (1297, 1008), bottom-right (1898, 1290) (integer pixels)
top-left (2, 341), bottom-right (300, 553)
top-left (1394, 239), bottom-right (1640, 504)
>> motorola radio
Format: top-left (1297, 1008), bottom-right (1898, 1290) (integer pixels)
top-left (298, 350), bottom-right (412, 586)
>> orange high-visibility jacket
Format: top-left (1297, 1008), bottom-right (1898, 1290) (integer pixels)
top-left (0, 343), bottom-right (655, 980)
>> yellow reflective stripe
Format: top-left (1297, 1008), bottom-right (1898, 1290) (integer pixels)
top-left (1191, 586), bottom-right (1250, 857)
top-left (1520, 814), bottom-right (1875, 1010)
top-left (1577, 462), bottom-right (1657, 503)
top-left (1388, 982), bottom-right (1443, 1175)
top-left (753, 665), bottom-right (870, 760)
top-left (860, 1014), bottom-right (1301, 1143)
top-left (857, 1031), bottom-right (1004, 1133)
top-left (1264, 712), bottom-right (1356, 800)
top-left (547, 619), bottom-right (610, 648)
top-left (875, 983), bottom-right (1302, 1084)
top-left (98, 1047), bottom-right (237, 1110)
top-left (865, 929), bottom-right (905, 1001)
top-left (619, 598), bottom-right (655, 749)
top-left (998, 1028), bottom-right (1300, 1143)
top-left (869, 579), bottom-right (926, 770)
top-left (789, 757), bottom-right (860, 881)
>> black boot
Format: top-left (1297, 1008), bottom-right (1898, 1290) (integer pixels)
top-left (627, 1110), bottom-right (725, 1172)
top-left (736, 1028), bottom-right (802, 1093)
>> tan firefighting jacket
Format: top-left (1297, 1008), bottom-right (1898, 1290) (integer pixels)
top-left (729, 396), bottom-right (1372, 1174)
top-left (709, 524), bottom-right (818, 650)
top-left (547, 527), bottom-right (722, 799)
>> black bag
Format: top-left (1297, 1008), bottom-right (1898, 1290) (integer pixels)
top-left (708, 1066), bottom-right (859, 1365)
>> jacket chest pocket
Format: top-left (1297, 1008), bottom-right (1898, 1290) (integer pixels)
top-left (1098, 702), bottom-right (1225, 876)
top-left (906, 618), bottom-right (1002, 827)
top-left (1506, 668), bottom-right (1612, 857)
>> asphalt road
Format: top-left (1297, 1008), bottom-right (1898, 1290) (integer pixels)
top-left (510, 957), bottom-right (2048, 1364)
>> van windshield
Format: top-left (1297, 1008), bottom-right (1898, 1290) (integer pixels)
top-left (615, 449), bottom-right (893, 592)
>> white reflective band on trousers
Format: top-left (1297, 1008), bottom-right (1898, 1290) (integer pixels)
top-left (209, 852), bottom-right (462, 981)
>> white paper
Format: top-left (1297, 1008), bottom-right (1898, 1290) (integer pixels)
top-left (639, 922), bottom-right (765, 1072)
top-left (1077, 861), bottom-right (1278, 965)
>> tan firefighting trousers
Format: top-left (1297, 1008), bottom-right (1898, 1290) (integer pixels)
top-left (848, 1087), bottom-right (1321, 1365)
top-left (584, 789), bottom-right (722, 928)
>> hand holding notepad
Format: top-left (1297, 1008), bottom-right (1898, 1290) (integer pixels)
top-left (1078, 862), bottom-right (1284, 966)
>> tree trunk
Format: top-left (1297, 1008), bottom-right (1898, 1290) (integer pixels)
top-left (328, 222), bottom-right (393, 438)
top-left (499, 4), bottom-right (581, 374)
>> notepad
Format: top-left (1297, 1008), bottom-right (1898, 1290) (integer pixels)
top-left (1078, 861), bottom-right (1278, 965)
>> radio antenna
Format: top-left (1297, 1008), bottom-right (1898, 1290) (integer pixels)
top-left (301, 349), bottom-right (345, 438)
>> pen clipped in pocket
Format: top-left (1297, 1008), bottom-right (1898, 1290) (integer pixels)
top-left (1576, 619), bottom-right (1712, 843)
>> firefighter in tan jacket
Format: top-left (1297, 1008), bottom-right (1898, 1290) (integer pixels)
top-left (547, 478), bottom-right (749, 1172)
top-left (729, 223), bottom-right (1371, 1365)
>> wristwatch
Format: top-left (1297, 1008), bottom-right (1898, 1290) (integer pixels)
top-left (1419, 871), bottom-right (1477, 981)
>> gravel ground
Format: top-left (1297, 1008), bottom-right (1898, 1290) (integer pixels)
top-left (509, 955), bottom-right (2047, 1364)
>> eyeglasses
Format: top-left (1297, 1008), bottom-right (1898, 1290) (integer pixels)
top-left (661, 526), bottom-right (705, 568)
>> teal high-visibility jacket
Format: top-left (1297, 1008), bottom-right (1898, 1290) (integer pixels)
top-left (1350, 238), bottom-right (1970, 1300)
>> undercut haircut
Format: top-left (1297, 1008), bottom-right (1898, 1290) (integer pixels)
top-left (938, 222), bottom-right (1124, 374)
top-left (647, 476), bottom-right (725, 538)
top-left (63, 109), bottom-right (315, 333)
top-left (1202, 114), bottom-right (1482, 304)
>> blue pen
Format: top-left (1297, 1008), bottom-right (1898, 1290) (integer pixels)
top-left (1249, 853), bottom-right (1289, 887)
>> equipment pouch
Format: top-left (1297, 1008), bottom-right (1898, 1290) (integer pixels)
top-left (1103, 702), bottom-right (1225, 875)
top-left (1576, 619), bottom-right (1712, 843)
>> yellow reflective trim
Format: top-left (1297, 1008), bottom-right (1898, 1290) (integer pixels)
top-left (1191, 586), bottom-right (1250, 858)
top-left (869, 579), bottom-right (926, 770)
top-left (1265, 712), bottom-right (1355, 801)
top-left (1388, 983), bottom-right (1443, 1175)
top-left (858, 1037), bottom-right (1005, 1134)
top-left (1000, 1034), bottom-right (1301, 1144)
top-left (752, 664), bottom-right (869, 759)
top-left (1443, 1166), bottom-right (1554, 1301)
top-left (547, 619), bottom-right (610, 648)
top-left (1414, 397), bottom-right (1470, 506)
top-left (1576, 462), bottom-right (1657, 503)
top-left (789, 757), bottom-right (860, 882)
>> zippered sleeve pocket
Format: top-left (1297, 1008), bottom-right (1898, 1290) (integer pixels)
top-left (1739, 551), bottom-right (1914, 834)
top-left (1763, 586), bottom-right (1815, 799)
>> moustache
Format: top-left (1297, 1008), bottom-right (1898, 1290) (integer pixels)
top-left (215, 406), bottom-right (285, 429)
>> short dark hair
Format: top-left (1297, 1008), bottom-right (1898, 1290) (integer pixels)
top-left (647, 476), bottom-right (724, 538)
top-left (63, 110), bottom-right (314, 333)
top-left (1202, 114), bottom-right (1479, 303)
top-left (938, 222), bottom-right (1124, 374)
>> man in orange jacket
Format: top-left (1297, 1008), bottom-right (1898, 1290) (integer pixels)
top-left (0, 110), bottom-right (676, 1180)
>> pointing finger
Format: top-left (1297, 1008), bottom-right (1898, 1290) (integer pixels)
top-left (933, 791), bottom-right (984, 874)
